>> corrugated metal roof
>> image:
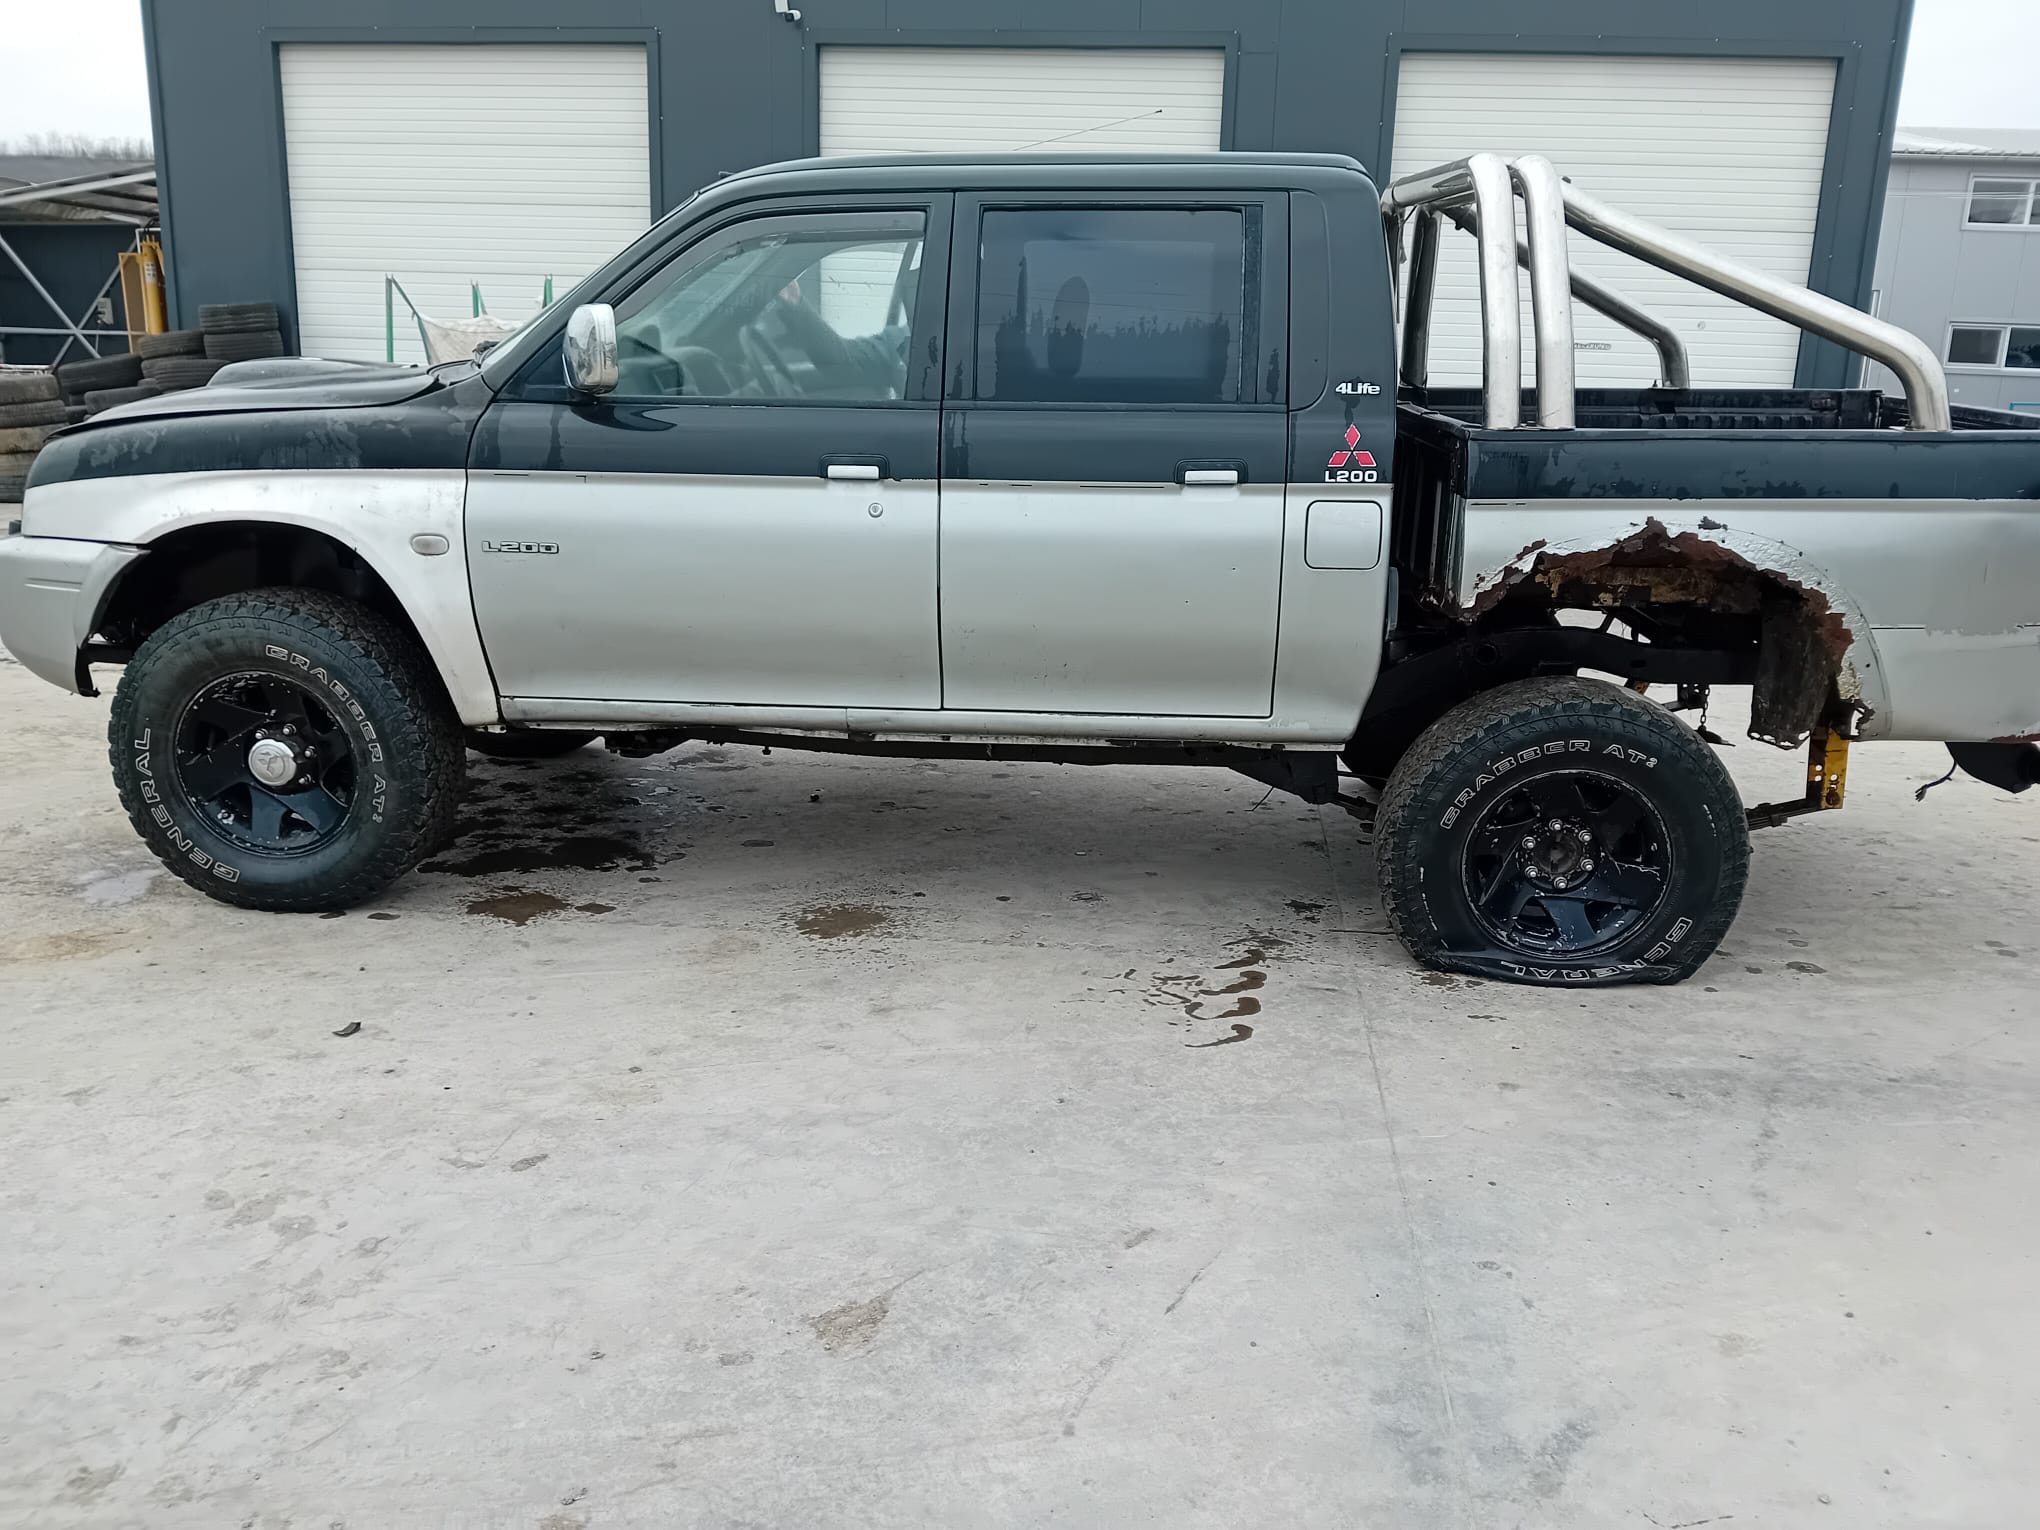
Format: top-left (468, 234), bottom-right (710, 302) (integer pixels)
top-left (1894, 127), bottom-right (2040, 160)
top-left (0, 156), bottom-right (157, 225)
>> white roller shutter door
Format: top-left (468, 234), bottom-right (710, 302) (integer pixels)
top-left (1391, 53), bottom-right (1838, 388)
top-left (280, 44), bottom-right (651, 363)
top-left (820, 47), bottom-right (1224, 157)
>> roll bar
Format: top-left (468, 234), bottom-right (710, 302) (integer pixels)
top-left (1438, 206), bottom-right (1693, 393)
top-left (1381, 153), bottom-right (1952, 433)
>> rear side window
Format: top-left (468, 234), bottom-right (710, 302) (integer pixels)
top-left (974, 207), bottom-right (1249, 405)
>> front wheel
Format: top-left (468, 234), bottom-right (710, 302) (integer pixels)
top-left (108, 589), bottom-right (464, 911)
top-left (1374, 677), bottom-right (1749, 986)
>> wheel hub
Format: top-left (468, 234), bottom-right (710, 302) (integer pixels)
top-left (1520, 820), bottom-right (1597, 892)
top-left (246, 735), bottom-right (303, 787)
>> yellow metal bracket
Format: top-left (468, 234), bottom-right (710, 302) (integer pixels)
top-left (1748, 728), bottom-right (1850, 829)
top-left (1809, 728), bottom-right (1850, 811)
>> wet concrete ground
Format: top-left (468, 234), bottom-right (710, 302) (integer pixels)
top-left (3, 654), bottom-right (2037, 1528)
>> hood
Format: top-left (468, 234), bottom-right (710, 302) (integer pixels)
top-left (83, 358), bottom-right (469, 426)
top-left (26, 360), bottom-right (492, 493)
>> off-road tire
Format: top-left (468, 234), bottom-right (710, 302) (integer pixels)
top-left (204, 328), bottom-right (287, 363)
top-left (0, 371), bottom-right (60, 404)
top-left (55, 353), bottom-right (144, 394)
top-left (465, 729), bottom-right (600, 760)
top-left (135, 327), bottom-right (205, 359)
top-left (1375, 677), bottom-right (1749, 987)
top-left (0, 398), bottom-right (68, 429)
top-left (198, 302), bottom-right (281, 335)
top-left (109, 589), bottom-right (464, 912)
top-left (139, 356), bottom-right (224, 389)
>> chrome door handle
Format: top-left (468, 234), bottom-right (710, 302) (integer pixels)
top-left (1182, 468), bottom-right (1241, 487)
top-left (824, 462), bottom-right (883, 481)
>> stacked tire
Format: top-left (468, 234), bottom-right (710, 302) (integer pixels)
top-left (0, 370), bottom-right (66, 505)
top-left (137, 326), bottom-right (218, 394)
top-left (201, 303), bottom-right (286, 366)
top-left (52, 352), bottom-right (162, 419)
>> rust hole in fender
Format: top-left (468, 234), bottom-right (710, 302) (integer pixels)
top-left (1468, 518), bottom-right (1859, 747)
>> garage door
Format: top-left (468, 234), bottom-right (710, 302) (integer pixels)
top-left (820, 47), bottom-right (1224, 157)
top-left (1391, 53), bottom-right (1838, 388)
top-left (280, 44), bottom-right (651, 363)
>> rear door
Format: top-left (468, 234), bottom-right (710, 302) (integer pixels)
top-left (938, 192), bottom-right (1289, 717)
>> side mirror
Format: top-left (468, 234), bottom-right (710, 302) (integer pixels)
top-left (562, 303), bottom-right (618, 395)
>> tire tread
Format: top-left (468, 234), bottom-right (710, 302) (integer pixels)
top-left (1375, 677), bottom-right (1750, 984)
top-left (108, 589), bottom-right (464, 912)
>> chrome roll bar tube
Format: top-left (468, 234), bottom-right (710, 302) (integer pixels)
top-left (1383, 152), bottom-right (1952, 432)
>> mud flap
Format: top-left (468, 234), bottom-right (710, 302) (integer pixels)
top-left (1948, 742), bottom-right (2040, 794)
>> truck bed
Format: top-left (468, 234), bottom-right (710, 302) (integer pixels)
top-left (1391, 388), bottom-right (2040, 611)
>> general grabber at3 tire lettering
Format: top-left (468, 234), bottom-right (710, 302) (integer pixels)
top-left (1373, 677), bottom-right (1750, 987)
top-left (108, 589), bottom-right (463, 912)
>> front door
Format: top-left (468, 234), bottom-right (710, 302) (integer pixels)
top-left (938, 194), bottom-right (1290, 717)
top-left (468, 197), bottom-right (950, 707)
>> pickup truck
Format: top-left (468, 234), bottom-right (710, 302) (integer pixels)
top-left (4, 150), bottom-right (2037, 988)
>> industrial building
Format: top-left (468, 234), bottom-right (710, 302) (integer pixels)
top-left (140, 0), bottom-right (1913, 386)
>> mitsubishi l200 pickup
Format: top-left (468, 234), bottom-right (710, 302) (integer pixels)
top-left (4, 151), bottom-right (2037, 986)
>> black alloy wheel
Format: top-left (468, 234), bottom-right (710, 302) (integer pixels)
top-left (173, 671), bottom-right (361, 854)
top-left (1460, 770), bottom-right (1672, 958)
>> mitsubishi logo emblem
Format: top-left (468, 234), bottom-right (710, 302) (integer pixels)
top-left (1328, 426), bottom-right (1376, 471)
top-left (1325, 425), bottom-right (1381, 483)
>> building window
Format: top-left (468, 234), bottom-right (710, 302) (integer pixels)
top-left (1945, 324), bottom-right (2040, 369)
top-left (1966, 177), bottom-right (2040, 227)
top-left (974, 207), bottom-right (1248, 405)
top-left (1949, 326), bottom-right (2006, 366)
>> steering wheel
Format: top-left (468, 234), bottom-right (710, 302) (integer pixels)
top-left (668, 345), bottom-right (735, 397)
top-left (738, 323), bottom-right (801, 398)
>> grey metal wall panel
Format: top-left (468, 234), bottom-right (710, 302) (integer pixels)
top-left (1871, 154), bottom-right (2040, 413)
top-left (142, 0), bottom-right (1911, 386)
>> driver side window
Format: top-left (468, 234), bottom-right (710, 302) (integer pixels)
top-left (612, 210), bottom-right (925, 402)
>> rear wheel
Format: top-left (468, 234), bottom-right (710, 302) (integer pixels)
top-left (1374, 677), bottom-right (1748, 986)
top-left (109, 589), bottom-right (463, 911)
top-left (464, 729), bottom-right (599, 760)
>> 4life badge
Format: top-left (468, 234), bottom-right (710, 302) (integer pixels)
top-left (1326, 425), bottom-right (1378, 484)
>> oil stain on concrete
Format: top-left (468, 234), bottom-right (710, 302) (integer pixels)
top-left (464, 889), bottom-right (571, 927)
top-left (793, 905), bottom-right (893, 940)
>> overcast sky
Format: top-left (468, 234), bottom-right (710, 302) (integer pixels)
top-left (0, 0), bottom-right (2034, 146)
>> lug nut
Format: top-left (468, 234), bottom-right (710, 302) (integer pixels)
top-left (1577, 826), bottom-right (1593, 841)
top-left (1521, 835), bottom-right (1537, 850)
top-left (1581, 858), bottom-right (1596, 873)
top-left (1552, 876), bottom-right (1569, 890)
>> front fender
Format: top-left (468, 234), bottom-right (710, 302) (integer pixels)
top-left (21, 469), bottom-right (501, 726)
